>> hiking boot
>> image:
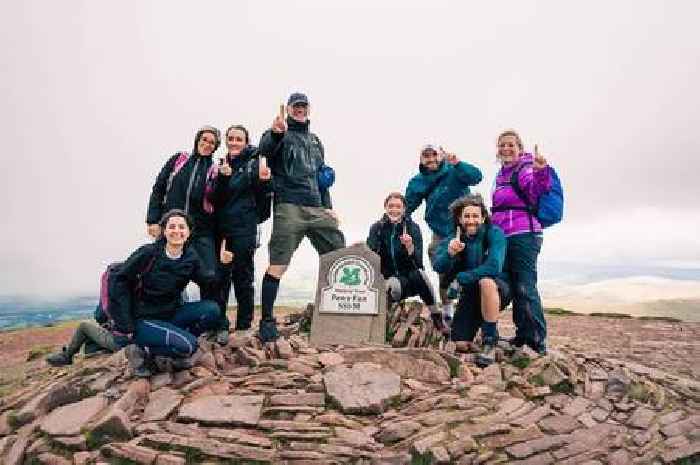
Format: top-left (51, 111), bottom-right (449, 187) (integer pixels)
top-left (446, 280), bottom-right (461, 300)
top-left (125, 344), bottom-right (151, 378)
top-left (46, 348), bottom-right (73, 367)
top-left (215, 329), bottom-right (229, 346)
top-left (258, 319), bottom-right (279, 343)
top-left (476, 341), bottom-right (497, 367)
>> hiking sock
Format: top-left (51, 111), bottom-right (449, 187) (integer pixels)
top-left (481, 321), bottom-right (498, 345)
top-left (261, 273), bottom-right (280, 321)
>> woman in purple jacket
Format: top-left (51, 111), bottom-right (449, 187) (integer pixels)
top-left (491, 129), bottom-right (551, 355)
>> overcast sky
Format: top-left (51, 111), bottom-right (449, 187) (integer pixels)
top-left (2, 1), bottom-right (699, 298)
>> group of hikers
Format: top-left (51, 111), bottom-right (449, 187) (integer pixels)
top-left (47, 91), bottom-right (560, 374)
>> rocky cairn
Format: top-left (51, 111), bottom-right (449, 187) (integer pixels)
top-left (0, 302), bottom-right (699, 464)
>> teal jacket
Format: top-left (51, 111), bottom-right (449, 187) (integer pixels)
top-left (432, 224), bottom-right (508, 286)
top-left (405, 160), bottom-right (482, 238)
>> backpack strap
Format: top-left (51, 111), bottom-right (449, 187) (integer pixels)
top-left (490, 162), bottom-right (536, 232)
top-left (164, 152), bottom-right (190, 205)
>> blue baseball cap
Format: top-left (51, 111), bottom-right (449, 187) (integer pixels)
top-left (287, 92), bottom-right (309, 106)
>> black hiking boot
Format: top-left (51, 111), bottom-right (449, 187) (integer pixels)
top-left (125, 344), bottom-right (152, 378)
top-left (476, 340), bottom-right (497, 368)
top-left (46, 347), bottom-right (73, 367)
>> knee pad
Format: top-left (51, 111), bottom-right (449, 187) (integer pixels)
top-left (386, 277), bottom-right (402, 302)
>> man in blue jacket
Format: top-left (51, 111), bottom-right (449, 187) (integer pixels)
top-left (405, 145), bottom-right (482, 325)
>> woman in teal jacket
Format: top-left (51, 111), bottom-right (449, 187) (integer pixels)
top-left (433, 194), bottom-right (511, 367)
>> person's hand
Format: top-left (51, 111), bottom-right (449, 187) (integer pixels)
top-left (219, 158), bottom-right (232, 176)
top-left (533, 144), bottom-right (548, 170)
top-left (272, 105), bottom-right (287, 134)
top-left (259, 156), bottom-right (271, 181)
top-left (147, 224), bottom-right (161, 238)
top-left (399, 233), bottom-right (414, 254)
top-left (448, 238), bottom-right (465, 256)
top-left (220, 239), bottom-right (234, 265)
top-left (443, 150), bottom-right (459, 165)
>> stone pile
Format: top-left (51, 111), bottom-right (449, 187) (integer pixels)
top-left (0, 306), bottom-right (699, 464)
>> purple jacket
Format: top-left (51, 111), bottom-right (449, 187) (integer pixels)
top-left (491, 153), bottom-right (552, 237)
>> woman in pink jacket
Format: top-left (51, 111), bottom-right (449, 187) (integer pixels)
top-left (490, 129), bottom-right (552, 355)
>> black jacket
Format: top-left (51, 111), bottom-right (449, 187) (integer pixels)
top-left (214, 145), bottom-right (271, 248)
top-left (258, 117), bottom-right (332, 209)
top-left (146, 153), bottom-right (216, 236)
top-left (366, 215), bottom-right (424, 279)
top-left (110, 241), bottom-right (217, 333)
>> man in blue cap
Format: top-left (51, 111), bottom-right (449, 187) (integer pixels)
top-left (256, 92), bottom-right (345, 342)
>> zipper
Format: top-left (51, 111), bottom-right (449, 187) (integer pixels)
top-left (390, 224), bottom-right (399, 275)
top-left (184, 157), bottom-right (201, 214)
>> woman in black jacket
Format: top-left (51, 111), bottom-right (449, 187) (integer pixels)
top-left (213, 125), bottom-right (272, 344)
top-left (366, 192), bottom-right (443, 331)
top-left (111, 209), bottom-right (232, 376)
top-left (145, 126), bottom-right (222, 312)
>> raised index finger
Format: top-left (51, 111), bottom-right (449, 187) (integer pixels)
top-left (221, 238), bottom-right (227, 251)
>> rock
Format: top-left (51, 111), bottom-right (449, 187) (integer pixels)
top-left (208, 428), bottom-right (274, 448)
top-left (412, 431), bottom-right (448, 455)
top-left (315, 411), bottom-right (363, 429)
top-left (52, 435), bottom-right (86, 450)
top-left (627, 406), bottom-right (655, 429)
top-left (338, 348), bottom-right (451, 383)
top-left (539, 363), bottom-right (567, 386)
top-left (40, 395), bottom-right (108, 436)
top-left (660, 415), bottom-right (700, 437)
top-left (606, 369), bottom-right (631, 397)
top-left (72, 451), bottom-right (92, 465)
top-left (505, 435), bottom-right (570, 459)
top-left (177, 395), bottom-right (263, 426)
top-left (324, 362), bottom-right (400, 414)
top-left (562, 397), bottom-right (591, 417)
top-left (143, 388), bottom-right (183, 422)
top-left (14, 381), bottom-right (81, 425)
top-left (480, 363), bottom-right (503, 386)
top-left (376, 420), bottom-right (422, 443)
top-left (89, 372), bottom-right (120, 392)
top-left (89, 407), bottom-right (132, 443)
top-left (538, 415), bottom-right (580, 434)
top-left (318, 351), bottom-right (345, 367)
top-left (661, 441), bottom-right (700, 463)
top-left (430, 445), bottom-right (451, 463)
top-left (446, 436), bottom-right (477, 459)
top-left (5, 434), bottom-right (30, 465)
top-left (658, 410), bottom-right (684, 426)
top-left (511, 405), bottom-right (552, 427)
top-left (275, 338), bottom-right (294, 359)
top-left (509, 451), bottom-right (555, 464)
top-left (150, 372), bottom-right (173, 390)
top-left (481, 425), bottom-right (543, 449)
top-left (113, 378), bottom-right (150, 413)
top-left (287, 360), bottom-right (317, 376)
top-left (607, 449), bottom-right (631, 465)
top-left (332, 426), bottom-right (378, 449)
top-left (102, 443), bottom-right (158, 464)
top-left (37, 453), bottom-right (72, 465)
top-left (269, 392), bottom-right (325, 407)
top-left (155, 454), bottom-right (186, 465)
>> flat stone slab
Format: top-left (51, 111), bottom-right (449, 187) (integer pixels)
top-left (40, 395), bottom-right (109, 436)
top-left (177, 395), bottom-right (263, 426)
top-left (338, 347), bottom-right (451, 383)
top-left (143, 388), bottom-right (183, 422)
top-left (324, 362), bottom-right (400, 414)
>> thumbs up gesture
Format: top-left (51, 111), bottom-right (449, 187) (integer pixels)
top-left (220, 239), bottom-right (234, 265)
top-left (272, 104), bottom-right (287, 134)
top-left (533, 144), bottom-right (548, 171)
top-left (448, 226), bottom-right (465, 256)
top-left (259, 156), bottom-right (271, 181)
top-left (219, 157), bottom-right (232, 176)
top-left (441, 147), bottom-right (459, 165)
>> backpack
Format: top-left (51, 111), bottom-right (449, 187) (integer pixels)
top-left (504, 162), bottom-right (564, 228)
top-left (164, 152), bottom-right (219, 214)
top-left (94, 255), bottom-right (156, 328)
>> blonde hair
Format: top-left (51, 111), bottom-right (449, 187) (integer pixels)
top-left (497, 129), bottom-right (523, 151)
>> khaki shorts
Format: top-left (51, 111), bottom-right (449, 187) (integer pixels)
top-left (268, 203), bottom-right (346, 266)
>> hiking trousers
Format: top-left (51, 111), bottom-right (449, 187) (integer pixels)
top-left (506, 233), bottom-right (547, 352)
top-left (133, 300), bottom-right (219, 358)
top-left (65, 321), bottom-right (118, 357)
top-left (216, 238), bottom-right (256, 331)
top-left (190, 234), bottom-right (218, 301)
top-left (451, 278), bottom-right (511, 342)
